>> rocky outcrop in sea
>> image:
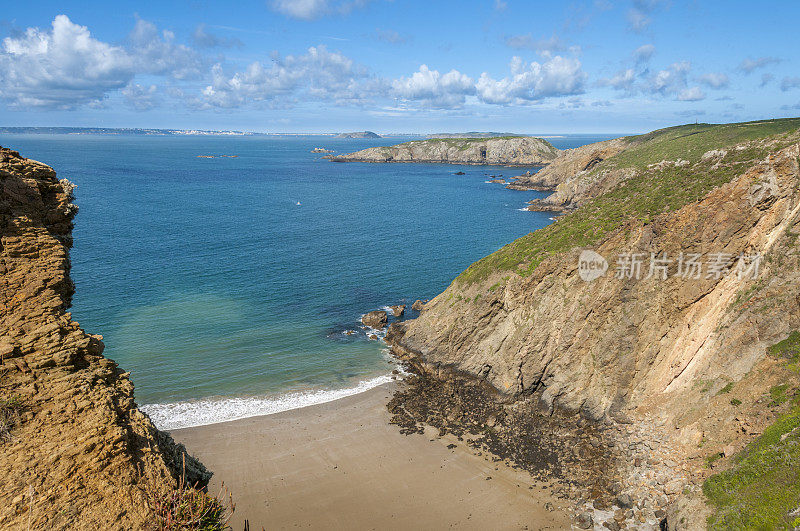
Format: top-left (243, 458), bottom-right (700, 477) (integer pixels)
top-left (327, 136), bottom-right (559, 166)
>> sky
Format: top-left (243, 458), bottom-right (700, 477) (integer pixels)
top-left (0, 0), bottom-right (798, 134)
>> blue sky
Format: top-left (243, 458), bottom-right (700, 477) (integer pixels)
top-left (1, 0), bottom-right (798, 133)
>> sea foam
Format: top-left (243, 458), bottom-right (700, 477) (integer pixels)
top-left (141, 373), bottom-right (395, 430)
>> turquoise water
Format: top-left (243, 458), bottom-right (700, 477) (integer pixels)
top-left (0, 133), bottom-right (613, 427)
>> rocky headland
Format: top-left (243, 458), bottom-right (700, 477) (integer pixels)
top-left (326, 136), bottom-right (559, 166)
top-left (386, 118), bottom-right (800, 529)
top-left (336, 131), bottom-right (381, 139)
top-left (0, 147), bottom-right (216, 529)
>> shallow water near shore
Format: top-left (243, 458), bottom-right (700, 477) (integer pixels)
top-left (0, 133), bottom-right (613, 428)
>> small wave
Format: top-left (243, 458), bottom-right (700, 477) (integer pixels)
top-left (516, 207), bottom-right (530, 211)
top-left (361, 325), bottom-right (387, 339)
top-left (141, 374), bottom-right (395, 430)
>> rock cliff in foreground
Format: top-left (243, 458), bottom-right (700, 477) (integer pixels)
top-left (0, 147), bottom-right (209, 529)
top-left (327, 136), bottom-right (559, 165)
top-left (388, 118), bottom-right (800, 527)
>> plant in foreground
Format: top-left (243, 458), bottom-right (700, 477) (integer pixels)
top-left (149, 455), bottom-right (235, 531)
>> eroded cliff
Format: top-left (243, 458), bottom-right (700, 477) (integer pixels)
top-left (388, 119), bottom-right (800, 527)
top-left (327, 136), bottom-right (559, 165)
top-left (0, 147), bottom-right (210, 529)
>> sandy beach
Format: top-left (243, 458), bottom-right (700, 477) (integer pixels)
top-left (171, 382), bottom-right (569, 530)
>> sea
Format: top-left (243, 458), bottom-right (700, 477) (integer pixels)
top-left (0, 133), bottom-right (614, 429)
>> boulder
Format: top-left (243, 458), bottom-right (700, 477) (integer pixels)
top-left (411, 300), bottom-right (428, 312)
top-left (362, 310), bottom-right (388, 329)
top-left (390, 305), bottom-right (405, 317)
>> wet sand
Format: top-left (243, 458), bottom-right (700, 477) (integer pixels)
top-left (171, 382), bottom-right (569, 530)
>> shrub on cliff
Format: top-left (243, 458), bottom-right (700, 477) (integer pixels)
top-left (149, 457), bottom-right (234, 531)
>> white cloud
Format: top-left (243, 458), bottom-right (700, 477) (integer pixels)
top-left (494, 0), bottom-right (508, 12)
top-left (271, 0), bottom-right (329, 19)
top-left (128, 18), bottom-right (203, 80)
top-left (374, 29), bottom-right (408, 44)
top-left (199, 45), bottom-right (374, 108)
top-left (505, 34), bottom-right (568, 56)
top-left (782, 77), bottom-right (800, 92)
top-left (677, 87), bottom-right (705, 101)
top-left (648, 61), bottom-right (691, 95)
top-left (626, 9), bottom-right (650, 32)
top-left (392, 65), bottom-right (475, 108)
top-left (192, 24), bottom-right (242, 48)
top-left (476, 55), bottom-right (586, 104)
top-left (598, 68), bottom-right (636, 91)
top-left (633, 44), bottom-right (655, 63)
top-left (270, 0), bottom-right (371, 19)
top-left (737, 56), bottom-right (780, 74)
top-left (0, 15), bottom-right (134, 109)
top-left (626, 0), bottom-right (666, 33)
top-left (122, 83), bottom-right (159, 110)
top-left (698, 72), bottom-right (729, 89)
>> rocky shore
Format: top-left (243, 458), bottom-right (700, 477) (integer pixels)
top-left (326, 136), bottom-right (559, 166)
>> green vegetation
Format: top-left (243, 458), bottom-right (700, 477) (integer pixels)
top-left (768, 331), bottom-right (800, 372)
top-left (457, 118), bottom-right (800, 284)
top-left (611, 118), bottom-right (800, 169)
top-left (770, 384), bottom-right (791, 406)
top-left (706, 452), bottom-right (723, 468)
top-left (730, 398), bottom-right (742, 407)
top-left (149, 470), bottom-right (234, 530)
top-left (704, 332), bottom-right (800, 530)
top-left (718, 382), bottom-right (734, 395)
top-left (703, 397), bottom-right (800, 530)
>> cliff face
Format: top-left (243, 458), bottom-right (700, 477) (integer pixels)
top-left (387, 121), bottom-right (800, 525)
top-left (506, 137), bottom-right (627, 192)
top-left (327, 136), bottom-right (559, 165)
top-left (0, 147), bottom-right (209, 529)
top-left (391, 139), bottom-right (800, 418)
top-left (389, 120), bottom-right (800, 425)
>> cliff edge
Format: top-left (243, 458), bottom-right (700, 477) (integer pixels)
top-left (388, 118), bottom-right (800, 528)
top-left (327, 136), bottom-right (559, 166)
top-left (0, 147), bottom-right (210, 529)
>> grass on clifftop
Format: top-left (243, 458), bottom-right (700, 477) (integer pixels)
top-left (399, 136), bottom-right (548, 150)
top-left (611, 118), bottom-right (800, 169)
top-left (703, 333), bottom-right (800, 530)
top-left (457, 118), bottom-right (800, 285)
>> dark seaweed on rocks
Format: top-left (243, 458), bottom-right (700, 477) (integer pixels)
top-left (387, 367), bottom-right (625, 507)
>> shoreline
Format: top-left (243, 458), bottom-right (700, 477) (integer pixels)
top-left (141, 371), bottom-right (399, 430)
top-left (171, 382), bottom-right (570, 530)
